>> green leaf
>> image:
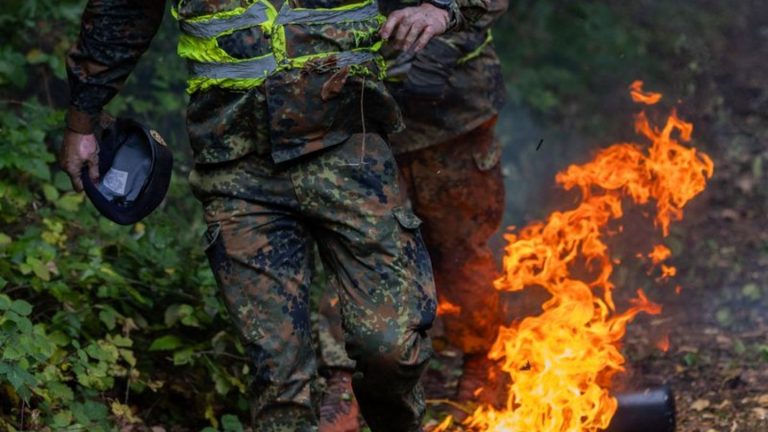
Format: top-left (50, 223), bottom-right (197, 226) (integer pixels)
top-left (2, 364), bottom-right (37, 400)
top-left (0, 294), bottom-right (11, 310)
top-left (221, 414), bottom-right (244, 432)
top-left (683, 352), bottom-right (698, 367)
top-left (51, 410), bottom-right (73, 428)
top-left (741, 282), bottom-right (762, 301)
top-left (758, 345), bottom-right (768, 362)
top-left (181, 313), bottom-right (201, 328)
top-left (54, 171), bottom-right (72, 191)
top-left (72, 400), bottom-right (109, 425)
top-left (2, 345), bottom-right (25, 361)
top-left (55, 193), bottom-right (84, 212)
top-left (715, 308), bottom-right (732, 327)
top-left (10, 299), bottom-right (32, 316)
top-left (27, 257), bottom-right (50, 281)
top-left (42, 183), bottom-right (60, 202)
top-left (0, 232), bottom-right (11, 248)
top-left (148, 335), bottom-right (183, 351)
top-left (48, 330), bottom-right (70, 346)
top-left (172, 348), bottom-right (194, 366)
top-left (48, 381), bottom-right (74, 403)
top-left (98, 308), bottom-right (117, 330)
top-left (111, 335), bottom-right (133, 348)
top-left (119, 349), bottom-right (137, 367)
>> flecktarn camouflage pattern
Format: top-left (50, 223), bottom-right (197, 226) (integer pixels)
top-left (318, 0), bottom-right (509, 369)
top-left (191, 133), bottom-right (436, 431)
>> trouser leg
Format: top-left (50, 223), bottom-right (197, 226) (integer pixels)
top-left (396, 117), bottom-right (505, 355)
top-left (295, 133), bottom-right (437, 432)
top-left (317, 284), bottom-right (356, 371)
top-left (201, 196), bottom-right (318, 432)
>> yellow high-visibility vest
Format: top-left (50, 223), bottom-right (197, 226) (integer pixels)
top-left (173, 0), bottom-right (385, 93)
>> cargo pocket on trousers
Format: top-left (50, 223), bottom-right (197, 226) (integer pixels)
top-left (392, 206), bottom-right (437, 329)
top-left (392, 206), bottom-right (430, 276)
top-left (393, 206), bottom-right (423, 231)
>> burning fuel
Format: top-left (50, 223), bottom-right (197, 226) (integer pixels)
top-left (436, 82), bottom-right (714, 432)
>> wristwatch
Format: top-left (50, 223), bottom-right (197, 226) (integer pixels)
top-left (422, 0), bottom-right (460, 29)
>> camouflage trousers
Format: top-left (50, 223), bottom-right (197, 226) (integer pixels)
top-left (319, 117), bottom-right (505, 374)
top-left (189, 133), bottom-right (437, 432)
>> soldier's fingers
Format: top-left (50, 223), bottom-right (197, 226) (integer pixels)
top-left (412, 25), bottom-right (436, 53)
top-left (65, 163), bottom-right (85, 192)
top-left (87, 152), bottom-right (100, 184)
top-left (72, 176), bottom-right (84, 193)
top-left (380, 11), bottom-right (404, 40)
top-left (402, 21), bottom-right (427, 53)
top-left (394, 16), bottom-right (415, 50)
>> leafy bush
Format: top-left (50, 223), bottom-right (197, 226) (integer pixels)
top-left (0, 1), bottom-right (250, 430)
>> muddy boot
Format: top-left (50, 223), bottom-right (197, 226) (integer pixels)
top-left (453, 353), bottom-right (508, 420)
top-left (319, 369), bottom-right (360, 432)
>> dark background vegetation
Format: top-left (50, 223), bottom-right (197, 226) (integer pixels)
top-left (1, 0), bottom-right (767, 430)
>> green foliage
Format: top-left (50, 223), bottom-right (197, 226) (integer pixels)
top-left (0, 1), bottom-right (249, 430)
top-left (495, 2), bottom-right (652, 120)
top-left (494, 1), bottom-right (736, 135)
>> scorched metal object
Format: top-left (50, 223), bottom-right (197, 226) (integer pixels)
top-left (605, 386), bottom-right (676, 432)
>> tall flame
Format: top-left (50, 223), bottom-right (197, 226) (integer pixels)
top-left (441, 82), bottom-right (713, 432)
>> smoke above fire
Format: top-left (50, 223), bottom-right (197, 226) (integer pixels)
top-left (436, 82), bottom-right (714, 432)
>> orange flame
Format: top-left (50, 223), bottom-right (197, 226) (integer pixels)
top-left (656, 334), bottom-right (670, 353)
top-left (437, 300), bottom-right (462, 316)
top-left (659, 264), bottom-right (677, 281)
top-left (629, 80), bottom-right (662, 105)
top-left (454, 82), bottom-right (713, 431)
top-left (648, 245), bottom-right (671, 264)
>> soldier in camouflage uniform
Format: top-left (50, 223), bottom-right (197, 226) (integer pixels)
top-left (318, 0), bottom-right (509, 428)
top-left (58, 1), bottom-right (462, 431)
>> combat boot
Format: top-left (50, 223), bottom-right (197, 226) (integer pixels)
top-left (319, 369), bottom-right (360, 432)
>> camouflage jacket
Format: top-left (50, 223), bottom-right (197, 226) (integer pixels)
top-left (66, 0), bottom-right (463, 164)
top-left (385, 0), bottom-right (508, 154)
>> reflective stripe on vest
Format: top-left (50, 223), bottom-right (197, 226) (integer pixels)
top-left (180, 2), bottom-right (272, 39)
top-left (274, 1), bottom-right (380, 25)
top-left (189, 55), bottom-right (279, 80)
top-left (190, 50), bottom-right (375, 80)
top-left (174, 0), bottom-right (383, 93)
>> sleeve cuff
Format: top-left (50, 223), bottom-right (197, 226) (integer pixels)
top-left (65, 108), bottom-right (99, 134)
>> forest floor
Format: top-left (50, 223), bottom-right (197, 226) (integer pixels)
top-left (420, 3), bottom-right (768, 432)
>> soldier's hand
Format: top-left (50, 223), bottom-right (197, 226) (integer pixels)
top-left (59, 130), bottom-right (100, 192)
top-left (380, 3), bottom-right (451, 53)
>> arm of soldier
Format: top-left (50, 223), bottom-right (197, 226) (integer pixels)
top-left (436, 0), bottom-right (508, 56)
top-left (62, 0), bottom-right (164, 192)
top-left (379, 2), bottom-right (457, 53)
top-left (460, 0), bottom-right (508, 31)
